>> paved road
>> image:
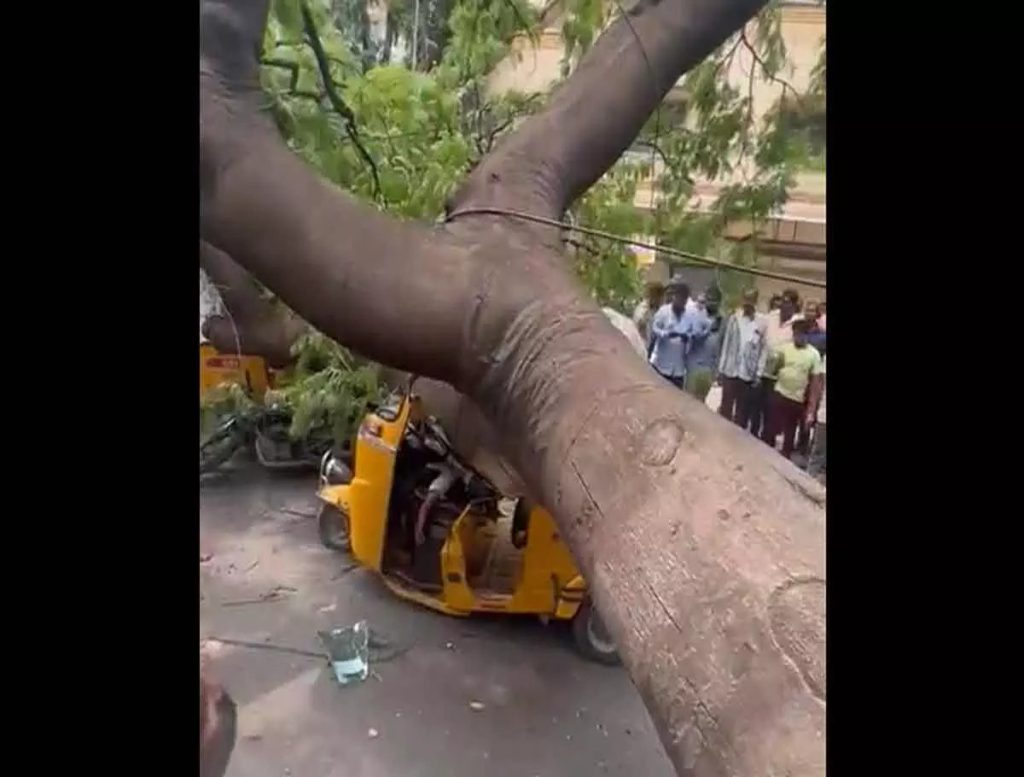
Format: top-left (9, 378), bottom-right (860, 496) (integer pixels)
top-left (200, 467), bottom-right (674, 777)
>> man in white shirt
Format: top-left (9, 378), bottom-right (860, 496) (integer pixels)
top-left (716, 289), bottom-right (767, 426)
top-left (748, 288), bottom-right (802, 438)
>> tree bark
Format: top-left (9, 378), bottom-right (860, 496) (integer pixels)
top-left (199, 2), bottom-right (825, 775)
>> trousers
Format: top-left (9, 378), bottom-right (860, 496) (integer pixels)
top-left (762, 392), bottom-right (805, 458)
top-left (719, 376), bottom-right (755, 427)
top-left (747, 376), bottom-right (776, 437)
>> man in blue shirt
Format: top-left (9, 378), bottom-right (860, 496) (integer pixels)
top-left (803, 300), bottom-right (827, 356)
top-left (649, 279), bottom-right (709, 388)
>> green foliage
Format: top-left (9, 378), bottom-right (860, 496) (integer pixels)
top-left (271, 332), bottom-right (385, 445)
top-left (247, 0), bottom-right (826, 428)
top-left (261, 0), bottom-right (538, 218)
top-left (561, 0), bottom-right (607, 76)
top-left (563, 0), bottom-right (827, 311)
top-left (569, 154), bottom-right (649, 311)
top-left (200, 382), bottom-right (259, 436)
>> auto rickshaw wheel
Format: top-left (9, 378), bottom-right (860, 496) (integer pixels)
top-left (317, 502), bottom-right (351, 553)
top-left (571, 598), bottom-right (620, 666)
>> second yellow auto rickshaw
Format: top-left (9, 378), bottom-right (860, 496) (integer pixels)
top-left (199, 343), bottom-right (276, 402)
top-left (316, 380), bottom-right (619, 664)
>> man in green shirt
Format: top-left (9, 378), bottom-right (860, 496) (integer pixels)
top-left (761, 319), bottom-right (824, 459)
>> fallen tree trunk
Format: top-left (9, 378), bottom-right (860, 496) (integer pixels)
top-left (200, 1), bottom-right (825, 774)
top-left (202, 247), bottom-right (645, 498)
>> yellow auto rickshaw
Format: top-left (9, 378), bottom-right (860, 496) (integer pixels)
top-left (199, 343), bottom-right (275, 402)
top-left (316, 380), bottom-right (619, 664)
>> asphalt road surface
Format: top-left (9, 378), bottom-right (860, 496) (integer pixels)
top-left (200, 466), bottom-right (674, 777)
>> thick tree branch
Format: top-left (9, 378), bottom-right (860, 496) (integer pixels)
top-left (200, 241), bottom-right (307, 366)
top-left (201, 120), bottom-right (478, 379)
top-left (201, 3), bottom-right (479, 380)
top-left (451, 0), bottom-right (768, 219)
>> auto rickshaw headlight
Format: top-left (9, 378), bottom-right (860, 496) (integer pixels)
top-left (324, 458), bottom-right (353, 485)
top-left (319, 451), bottom-right (352, 485)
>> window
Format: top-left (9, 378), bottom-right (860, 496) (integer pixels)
top-left (778, 93), bottom-right (825, 171)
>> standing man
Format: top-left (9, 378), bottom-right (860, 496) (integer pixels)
top-left (794, 299), bottom-right (826, 456)
top-left (717, 288), bottom-right (767, 426)
top-left (684, 287), bottom-right (724, 401)
top-left (748, 288), bottom-right (802, 438)
top-left (803, 299), bottom-right (827, 355)
top-left (632, 280), bottom-right (665, 354)
top-left (761, 319), bottom-right (824, 459)
top-left (685, 291), bottom-right (706, 315)
top-left (650, 279), bottom-right (704, 388)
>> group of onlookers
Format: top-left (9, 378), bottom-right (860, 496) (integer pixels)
top-left (633, 278), bottom-right (826, 481)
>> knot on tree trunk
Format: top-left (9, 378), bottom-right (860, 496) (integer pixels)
top-left (768, 577), bottom-right (826, 702)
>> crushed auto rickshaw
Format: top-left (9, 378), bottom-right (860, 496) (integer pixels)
top-left (316, 379), bottom-right (619, 665)
top-left (199, 344), bottom-right (331, 473)
top-left (200, 343), bottom-right (275, 402)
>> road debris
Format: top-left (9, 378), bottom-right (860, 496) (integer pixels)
top-left (200, 551), bottom-right (214, 563)
top-left (469, 701), bottom-right (486, 711)
top-left (367, 727), bottom-right (379, 739)
top-left (317, 603), bottom-right (337, 614)
top-left (318, 621), bottom-right (369, 685)
top-left (222, 585), bottom-right (296, 607)
top-left (279, 506), bottom-right (317, 519)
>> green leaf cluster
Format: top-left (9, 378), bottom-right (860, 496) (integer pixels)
top-left (271, 332), bottom-right (385, 445)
